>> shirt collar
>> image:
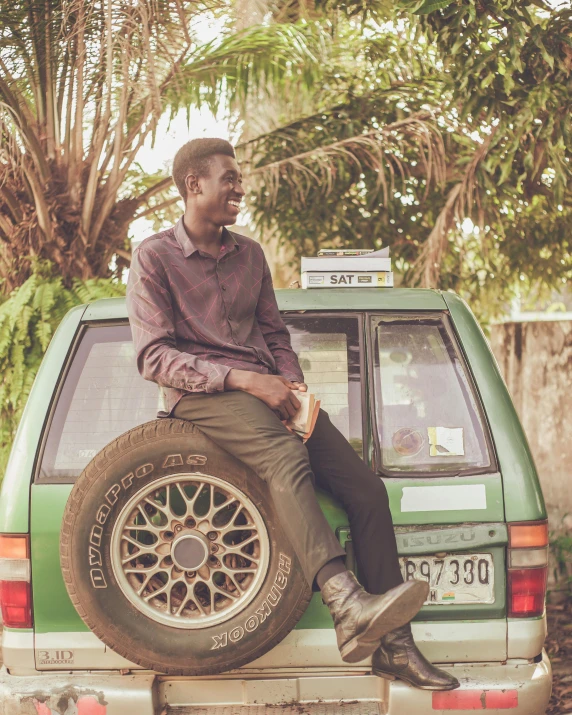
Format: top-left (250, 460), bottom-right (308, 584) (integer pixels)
top-left (174, 216), bottom-right (239, 258)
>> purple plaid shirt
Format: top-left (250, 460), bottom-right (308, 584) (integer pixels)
top-left (126, 217), bottom-right (304, 416)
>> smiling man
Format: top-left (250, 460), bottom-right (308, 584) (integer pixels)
top-left (126, 138), bottom-right (458, 690)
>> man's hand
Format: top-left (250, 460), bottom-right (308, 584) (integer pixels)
top-left (291, 381), bottom-right (308, 392)
top-left (225, 370), bottom-right (301, 420)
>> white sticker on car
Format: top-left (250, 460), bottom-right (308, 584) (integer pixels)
top-left (401, 484), bottom-right (487, 512)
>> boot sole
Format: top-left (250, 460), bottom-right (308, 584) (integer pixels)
top-left (372, 667), bottom-right (460, 691)
top-left (339, 580), bottom-right (429, 664)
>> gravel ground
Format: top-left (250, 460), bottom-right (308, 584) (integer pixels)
top-left (547, 598), bottom-right (572, 715)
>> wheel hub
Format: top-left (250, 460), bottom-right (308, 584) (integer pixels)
top-left (171, 532), bottom-right (209, 570)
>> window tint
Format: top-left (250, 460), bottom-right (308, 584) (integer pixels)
top-left (39, 315), bottom-right (363, 482)
top-left (283, 315), bottom-right (363, 455)
top-left (39, 325), bottom-right (158, 481)
top-left (371, 314), bottom-right (492, 475)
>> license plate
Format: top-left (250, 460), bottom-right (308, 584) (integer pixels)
top-left (400, 553), bottom-right (495, 605)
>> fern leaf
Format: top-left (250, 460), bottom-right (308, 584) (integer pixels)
top-left (35, 321), bottom-right (53, 352)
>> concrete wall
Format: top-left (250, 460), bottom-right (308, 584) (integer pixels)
top-left (489, 320), bottom-right (572, 530)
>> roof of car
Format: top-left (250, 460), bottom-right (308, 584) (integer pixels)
top-left (80, 288), bottom-right (448, 321)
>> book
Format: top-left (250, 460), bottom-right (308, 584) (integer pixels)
top-left (302, 271), bottom-right (394, 289)
top-left (301, 255), bottom-right (392, 272)
top-left (285, 391), bottom-right (321, 442)
top-left (317, 249), bottom-right (375, 256)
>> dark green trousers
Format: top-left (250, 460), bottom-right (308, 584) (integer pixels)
top-left (173, 391), bottom-right (402, 592)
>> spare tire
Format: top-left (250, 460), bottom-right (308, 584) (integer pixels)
top-left (60, 419), bottom-right (312, 675)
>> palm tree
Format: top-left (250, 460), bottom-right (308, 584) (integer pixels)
top-left (0, 0), bottom-right (326, 292)
top-left (236, 0), bottom-right (572, 303)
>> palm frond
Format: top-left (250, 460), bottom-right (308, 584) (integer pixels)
top-left (244, 113), bottom-right (447, 209)
top-left (163, 21), bottom-right (330, 114)
top-left (411, 126), bottom-right (498, 287)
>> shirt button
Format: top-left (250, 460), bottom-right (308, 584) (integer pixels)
top-left (221, 285), bottom-right (226, 291)
top-left (228, 314), bottom-right (232, 320)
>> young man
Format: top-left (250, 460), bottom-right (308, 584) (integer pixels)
top-left (126, 138), bottom-right (458, 690)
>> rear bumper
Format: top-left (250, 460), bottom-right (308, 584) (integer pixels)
top-left (0, 652), bottom-right (552, 715)
top-left (387, 652), bottom-right (551, 714)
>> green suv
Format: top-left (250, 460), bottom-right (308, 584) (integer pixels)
top-left (0, 288), bottom-right (552, 714)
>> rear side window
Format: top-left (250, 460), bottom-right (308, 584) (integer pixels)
top-left (284, 314), bottom-right (363, 455)
top-left (38, 315), bottom-right (363, 482)
top-left (38, 325), bottom-right (158, 481)
top-left (371, 313), bottom-right (493, 476)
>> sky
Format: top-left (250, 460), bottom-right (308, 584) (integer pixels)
top-left (130, 13), bottom-right (233, 244)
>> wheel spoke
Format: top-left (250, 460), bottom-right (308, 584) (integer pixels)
top-left (213, 582), bottom-right (239, 601)
top-left (225, 533), bottom-right (259, 552)
top-left (174, 482), bottom-right (191, 504)
top-left (143, 496), bottom-right (169, 521)
top-left (223, 564), bottom-right (257, 575)
top-left (124, 562), bottom-right (159, 573)
top-left (135, 569), bottom-right (163, 596)
top-left (220, 509), bottom-right (255, 534)
top-left (217, 568), bottom-right (245, 593)
top-left (175, 591), bottom-right (189, 617)
top-left (213, 496), bottom-right (237, 514)
top-left (143, 581), bottom-right (169, 602)
top-left (191, 586), bottom-right (207, 616)
top-left (135, 505), bottom-right (163, 534)
top-left (189, 482), bottom-right (204, 507)
top-left (203, 484), bottom-right (223, 519)
top-left (123, 524), bottom-right (156, 531)
top-left (121, 533), bottom-right (158, 555)
top-left (121, 551), bottom-right (156, 566)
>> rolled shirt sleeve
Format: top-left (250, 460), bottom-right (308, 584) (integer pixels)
top-left (126, 246), bottom-right (231, 393)
top-left (255, 253), bottom-right (305, 384)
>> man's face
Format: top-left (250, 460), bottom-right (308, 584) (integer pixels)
top-left (187, 154), bottom-right (245, 225)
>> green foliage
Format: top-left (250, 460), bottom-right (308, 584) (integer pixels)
top-left (165, 22), bottom-right (330, 116)
top-left (239, 0), bottom-right (572, 321)
top-left (0, 266), bottom-right (125, 479)
top-left (550, 529), bottom-right (572, 589)
top-left (418, 1), bottom-right (572, 202)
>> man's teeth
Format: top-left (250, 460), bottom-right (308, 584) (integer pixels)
top-left (228, 201), bottom-right (241, 208)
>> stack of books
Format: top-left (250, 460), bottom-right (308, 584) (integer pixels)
top-left (301, 248), bottom-right (393, 289)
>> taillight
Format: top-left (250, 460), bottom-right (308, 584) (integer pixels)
top-left (0, 535), bottom-right (32, 628)
top-left (507, 521), bottom-right (548, 618)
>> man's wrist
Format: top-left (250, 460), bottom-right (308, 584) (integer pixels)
top-left (225, 369), bottom-right (254, 392)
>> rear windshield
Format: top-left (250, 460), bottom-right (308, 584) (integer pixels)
top-left (371, 313), bottom-right (493, 476)
top-left (38, 315), bottom-right (362, 482)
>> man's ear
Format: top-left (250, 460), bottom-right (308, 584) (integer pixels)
top-left (185, 173), bottom-right (201, 196)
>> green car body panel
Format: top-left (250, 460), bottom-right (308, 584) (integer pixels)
top-left (0, 304), bottom-right (85, 533)
top-left (1, 288), bottom-right (543, 638)
top-left (442, 292), bottom-right (546, 522)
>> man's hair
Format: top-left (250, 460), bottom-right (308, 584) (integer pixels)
top-left (172, 138), bottom-right (236, 199)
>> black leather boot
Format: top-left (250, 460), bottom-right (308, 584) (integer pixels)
top-left (320, 571), bottom-right (429, 664)
top-left (372, 623), bottom-right (459, 690)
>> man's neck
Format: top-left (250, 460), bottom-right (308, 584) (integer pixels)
top-left (182, 210), bottom-right (224, 256)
